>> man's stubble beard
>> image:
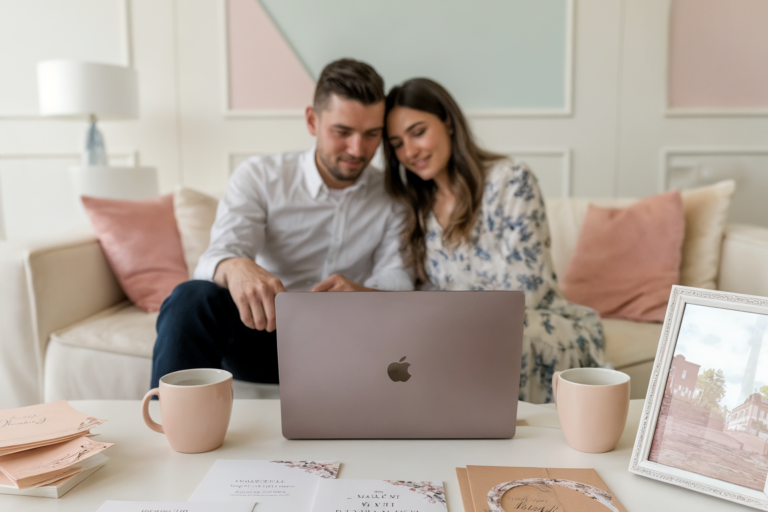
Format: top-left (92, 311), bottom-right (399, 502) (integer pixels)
top-left (317, 149), bottom-right (367, 183)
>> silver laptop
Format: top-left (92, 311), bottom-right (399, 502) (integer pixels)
top-left (275, 291), bottom-right (524, 439)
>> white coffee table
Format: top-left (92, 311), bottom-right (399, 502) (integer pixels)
top-left (0, 399), bottom-right (747, 511)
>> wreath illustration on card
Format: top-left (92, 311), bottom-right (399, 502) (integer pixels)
top-left (384, 480), bottom-right (447, 507)
top-left (269, 460), bottom-right (340, 478)
top-left (487, 478), bottom-right (620, 512)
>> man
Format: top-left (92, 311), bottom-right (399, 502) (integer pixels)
top-left (151, 59), bottom-right (413, 388)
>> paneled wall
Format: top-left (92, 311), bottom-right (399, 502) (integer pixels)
top-left (0, 0), bottom-right (766, 240)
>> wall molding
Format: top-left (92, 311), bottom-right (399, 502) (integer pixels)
top-left (665, 108), bottom-right (768, 118)
top-left (220, 0), bottom-right (575, 119)
top-left (0, 151), bottom-right (138, 166)
top-left (225, 147), bottom-right (571, 197)
top-left (0, 0), bottom-right (133, 120)
top-left (499, 147), bottom-right (572, 197)
top-left (663, 0), bottom-right (768, 118)
top-left (0, 150), bottom-right (138, 240)
top-left (659, 146), bottom-right (768, 193)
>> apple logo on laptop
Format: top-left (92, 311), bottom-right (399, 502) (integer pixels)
top-left (387, 357), bottom-right (411, 382)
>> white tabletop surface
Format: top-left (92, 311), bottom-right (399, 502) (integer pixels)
top-left (0, 399), bottom-right (748, 511)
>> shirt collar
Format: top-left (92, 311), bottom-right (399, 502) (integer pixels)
top-left (301, 146), bottom-right (372, 200)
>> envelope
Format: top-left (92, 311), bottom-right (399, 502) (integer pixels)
top-left (0, 436), bottom-right (113, 488)
top-left (458, 466), bottom-right (627, 512)
top-left (0, 401), bottom-right (105, 456)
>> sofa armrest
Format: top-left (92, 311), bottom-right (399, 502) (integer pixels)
top-left (718, 223), bottom-right (768, 298)
top-left (0, 230), bottom-right (126, 407)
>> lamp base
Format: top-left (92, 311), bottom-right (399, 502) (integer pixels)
top-left (83, 117), bottom-right (108, 166)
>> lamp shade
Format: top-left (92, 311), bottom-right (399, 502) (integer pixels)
top-left (37, 60), bottom-right (139, 119)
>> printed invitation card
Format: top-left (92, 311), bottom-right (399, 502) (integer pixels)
top-left (458, 466), bottom-right (626, 512)
top-left (311, 479), bottom-right (446, 511)
top-left (189, 460), bottom-right (340, 511)
top-left (96, 501), bottom-right (256, 512)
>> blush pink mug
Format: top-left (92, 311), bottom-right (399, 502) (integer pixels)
top-left (552, 368), bottom-right (630, 453)
top-left (142, 368), bottom-right (233, 454)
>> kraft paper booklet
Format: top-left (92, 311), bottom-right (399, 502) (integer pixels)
top-left (458, 466), bottom-right (627, 512)
top-left (97, 501), bottom-right (256, 512)
top-left (311, 479), bottom-right (447, 511)
top-left (189, 459), bottom-right (340, 511)
top-left (0, 401), bottom-right (106, 456)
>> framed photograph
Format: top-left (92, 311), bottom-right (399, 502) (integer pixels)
top-left (630, 286), bottom-right (768, 510)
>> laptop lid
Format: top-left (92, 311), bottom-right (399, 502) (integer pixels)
top-left (276, 290), bottom-right (524, 439)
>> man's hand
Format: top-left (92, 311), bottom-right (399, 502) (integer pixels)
top-left (311, 274), bottom-right (374, 292)
top-left (214, 258), bottom-right (286, 331)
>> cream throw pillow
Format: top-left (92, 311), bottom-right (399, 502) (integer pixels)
top-left (173, 187), bottom-right (219, 278)
top-left (679, 180), bottom-right (736, 289)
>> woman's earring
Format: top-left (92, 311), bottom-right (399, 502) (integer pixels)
top-left (399, 163), bottom-right (407, 184)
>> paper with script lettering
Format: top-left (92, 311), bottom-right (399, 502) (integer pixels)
top-left (0, 454), bottom-right (108, 498)
top-left (189, 459), bottom-right (340, 511)
top-left (0, 401), bottom-right (105, 456)
top-left (311, 479), bottom-right (446, 511)
top-left (0, 436), bottom-right (113, 488)
top-left (460, 466), bottom-right (627, 512)
top-left (96, 501), bottom-right (256, 512)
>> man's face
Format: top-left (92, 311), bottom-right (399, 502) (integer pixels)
top-left (306, 94), bottom-right (385, 188)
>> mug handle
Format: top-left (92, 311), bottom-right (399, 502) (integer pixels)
top-left (141, 388), bottom-right (164, 434)
top-left (552, 371), bottom-right (561, 405)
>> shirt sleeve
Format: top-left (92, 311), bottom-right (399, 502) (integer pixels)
top-left (193, 160), bottom-right (268, 281)
top-left (363, 201), bottom-right (416, 291)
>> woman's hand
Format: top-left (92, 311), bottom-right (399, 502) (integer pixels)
top-left (311, 274), bottom-right (375, 292)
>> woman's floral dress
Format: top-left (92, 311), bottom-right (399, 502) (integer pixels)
top-left (425, 159), bottom-right (605, 403)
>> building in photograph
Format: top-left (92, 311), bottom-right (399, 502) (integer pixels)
top-left (737, 315), bottom-right (767, 405)
top-left (665, 354), bottom-right (701, 399)
top-left (726, 392), bottom-right (768, 439)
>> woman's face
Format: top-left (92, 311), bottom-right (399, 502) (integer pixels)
top-left (386, 106), bottom-right (452, 182)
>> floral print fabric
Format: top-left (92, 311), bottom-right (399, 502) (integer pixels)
top-left (425, 160), bottom-right (605, 403)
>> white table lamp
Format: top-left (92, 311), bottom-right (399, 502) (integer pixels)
top-left (37, 60), bottom-right (138, 166)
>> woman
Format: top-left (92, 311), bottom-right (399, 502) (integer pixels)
top-left (383, 78), bottom-right (604, 403)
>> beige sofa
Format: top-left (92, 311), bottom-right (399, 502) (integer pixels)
top-left (2, 188), bottom-right (767, 409)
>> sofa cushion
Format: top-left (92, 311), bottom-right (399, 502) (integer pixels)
top-left (546, 180), bottom-right (735, 289)
top-left (546, 198), bottom-right (638, 280)
top-left (82, 194), bottom-right (188, 312)
top-left (44, 337), bottom-right (280, 401)
top-left (51, 303), bottom-right (662, 381)
top-left (602, 318), bottom-right (663, 370)
top-left (679, 180), bottom-right (736, 289)
top-left (50, 301), bottom-right (157, 358)
top-left (44, 339), bottom-right (153, 401)
top-left (560, 190), bottom-right (685, 322)
top-left (174, 187), bottom-right (219, 278)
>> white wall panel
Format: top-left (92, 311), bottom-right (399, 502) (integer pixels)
top-left (617, 0), bottom-right (768, 205)
top-left (0, 0), bottom-right (129, 117)
top-left (1, 0), bottom-right (766, 240)
top-left (0, 153), bottom-right (135, 239)
top-left (0, 0), bottom-right (181, 240)
top-left (663, 148), bottom-right (768, 226)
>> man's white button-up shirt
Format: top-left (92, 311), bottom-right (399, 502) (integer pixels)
top-left (194, 148), bottom-right (414, 291)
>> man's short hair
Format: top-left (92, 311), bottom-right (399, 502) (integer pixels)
top-left (313, 58), bottom-right (385, 111)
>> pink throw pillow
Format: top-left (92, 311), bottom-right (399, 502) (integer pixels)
top-left (82, 194), bottom-right (188, 312)
top-left (560, 190), bottom-right (686, 323)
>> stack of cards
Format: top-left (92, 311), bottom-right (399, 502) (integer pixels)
top-left (456, 466), bottom-right (626, 512)
top-left (0, 401), bottom-right (113, 497)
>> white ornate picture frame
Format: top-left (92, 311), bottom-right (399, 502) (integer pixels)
top-left (630, 286), bottom-right (768, 511)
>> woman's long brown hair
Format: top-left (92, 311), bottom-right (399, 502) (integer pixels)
top-left (383, 78), bottom-right (504, 285)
